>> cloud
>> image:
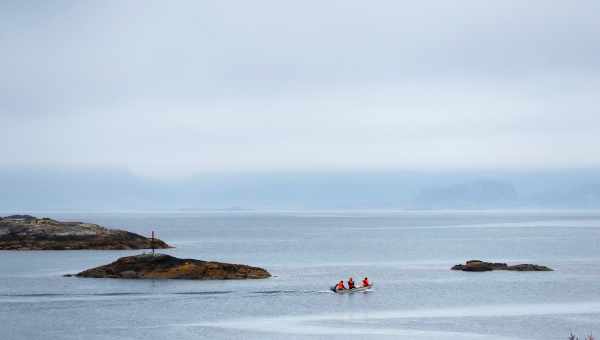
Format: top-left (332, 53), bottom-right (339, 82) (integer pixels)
top-left (1, 1), bottom-right (599, 177)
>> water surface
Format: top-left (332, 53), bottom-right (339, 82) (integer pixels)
top-left (1, 210), bottom-right (599, 339)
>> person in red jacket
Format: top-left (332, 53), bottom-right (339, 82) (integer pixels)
top-left (348, 277), bottom-right (355, 289)
top-left (336, 280), bottom-right (346, 290)
top-left (362, 277), bottom-right (370, 287)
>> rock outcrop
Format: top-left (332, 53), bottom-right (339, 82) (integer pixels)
top-left (451, 260), bottom-right (553, 272)
top-left (0, 215), bottom-right (171, 250)
top-left (75, 254), bottom-right (271, 280)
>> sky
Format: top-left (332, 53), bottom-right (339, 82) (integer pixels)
top-left (1, 1), bottom-right (600, 179)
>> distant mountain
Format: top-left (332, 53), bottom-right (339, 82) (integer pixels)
top-left (414, 180), bottom-right (519, 209)
top-left (1, 167), bottom-right (600, 210)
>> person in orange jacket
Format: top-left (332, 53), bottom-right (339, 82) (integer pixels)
top-left (336, 280), bottom-right (346, 290)
top-left (362, 277), bottom-right (370, 287)
top-left (348, 277), bottom-right (355, 289)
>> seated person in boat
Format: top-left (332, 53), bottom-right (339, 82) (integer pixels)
top-left (336, 280), bottom-right (346, 290)
top-left (348, 277), bottom-right (356, 289)
top-left (362, 277), bottom-right (370, 287)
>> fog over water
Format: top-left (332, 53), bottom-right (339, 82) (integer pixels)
top-left (2, 168), bottom-right (600, 210)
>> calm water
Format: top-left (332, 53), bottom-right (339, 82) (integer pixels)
top-left (2, 210), bottom-right (600, 339)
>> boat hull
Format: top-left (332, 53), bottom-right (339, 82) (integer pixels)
top-left (331, 284), bottom-right (373, 294)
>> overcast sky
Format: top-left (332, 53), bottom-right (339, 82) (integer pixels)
top-left (1, 1), bottom-right (599, 178)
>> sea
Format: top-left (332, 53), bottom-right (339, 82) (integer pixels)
top-left (1, 210), bottom-right (600, 340)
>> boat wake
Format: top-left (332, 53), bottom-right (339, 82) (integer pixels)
top-left (188, 302), bottom-right (600, 339)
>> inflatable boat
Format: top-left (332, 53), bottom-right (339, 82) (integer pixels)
top-left (330, 284), bottom-right (373, 294)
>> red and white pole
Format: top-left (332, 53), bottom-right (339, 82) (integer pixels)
top-left (151, 231), bottom-right (155, 255)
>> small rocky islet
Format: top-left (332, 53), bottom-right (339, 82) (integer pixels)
top-left (73, 254), bottom-right (271, 280)
top-left (452, 260), bottom-right (553, 272)
top-left (2, 214), bottom-right (271, 280)
top-left (0, 215), bottom-right (170, 250)
top-left (4, 215), bottom-right (553, 280)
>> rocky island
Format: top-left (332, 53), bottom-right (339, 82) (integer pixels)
top-left (74, 254), bottom-right (271, 280)
top-left (452, 260), bottom-right (553, 272)
top-left (0, 215), bottom-right (171, 250)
